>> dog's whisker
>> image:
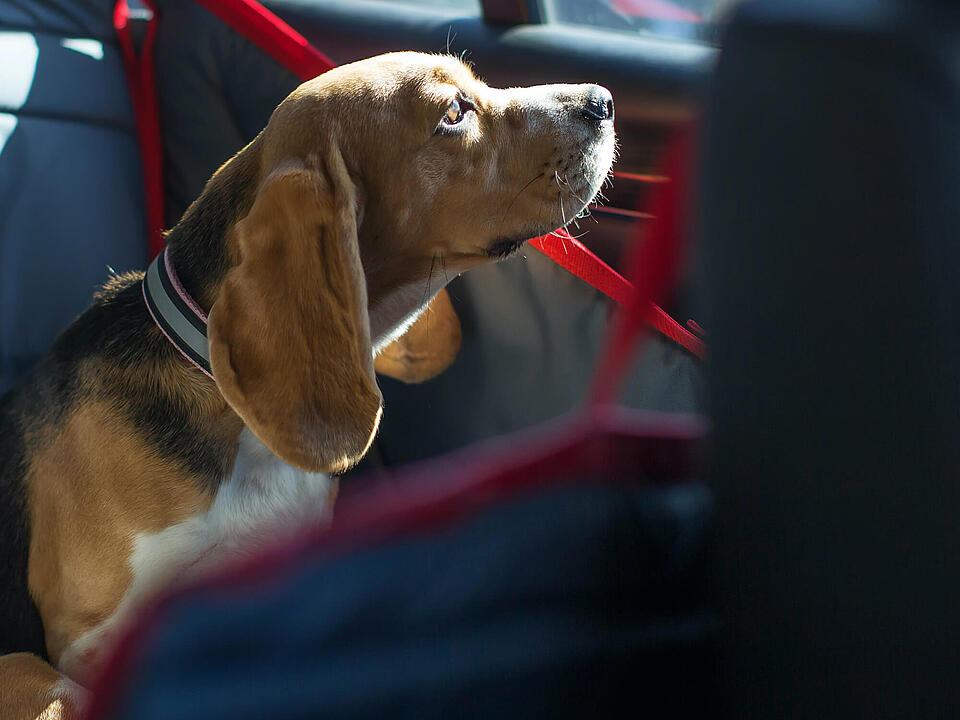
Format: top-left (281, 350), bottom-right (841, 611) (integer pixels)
top-left (439, 251), bottom-right (450, 286)
top-left (558, 174), bottom-right (588, 207)
top-left (421, 252), bottom-right (438, 309)
top-left (553, 170), bottom-right (563, 191)
top-left (551, 227), bottom-right (588, 242)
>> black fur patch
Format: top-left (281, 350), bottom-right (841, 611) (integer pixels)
top-left (164, 151), bottom-right (258, 304)
top-left (0, 390), bottom-right (47, 658)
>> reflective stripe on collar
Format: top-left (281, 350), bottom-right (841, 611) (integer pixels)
top-left (142, 248), bottom-right (213, 378)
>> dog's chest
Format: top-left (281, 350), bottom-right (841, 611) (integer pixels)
top-left (134, 427), bottom-right (335, 585)
top-left (57, 429), bottom-right (334, 680)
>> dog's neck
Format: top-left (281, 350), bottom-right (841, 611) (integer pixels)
top-left (164, 142), bottom-right (263, 312)
top-left (359, 234), bottom-right (451, 350)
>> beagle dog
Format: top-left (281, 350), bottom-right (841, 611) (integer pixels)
top-left (0, 51), bottom-right (615, 719)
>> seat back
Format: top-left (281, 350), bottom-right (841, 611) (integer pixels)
top-left (702, 2), bottom-right (960, 716)
top-left (0, 0), bottom-right (148, 394)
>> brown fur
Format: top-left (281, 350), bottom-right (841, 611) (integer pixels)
top-left (209, 152), bottom-right (382, 473)
top-left (0, 51), bottom-right (615, 716)
top-left (0, 654), bottom-right (85, 719)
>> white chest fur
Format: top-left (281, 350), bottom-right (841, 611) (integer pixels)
top-left (58, 428), bottom-right (335, 681)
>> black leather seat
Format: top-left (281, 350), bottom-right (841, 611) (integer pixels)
top-left (0, 0), bottom-right (148, 394)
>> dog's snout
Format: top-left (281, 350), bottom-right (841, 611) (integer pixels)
top-left (581, 86), bottom-right (614, 124)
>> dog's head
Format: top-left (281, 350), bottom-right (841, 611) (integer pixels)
top-left (199, 52), bottom-right (616, 473)
top-left (264, 52), bottom-right (615, 278)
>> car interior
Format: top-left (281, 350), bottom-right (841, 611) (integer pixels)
top-left (2, 0), bottom-right (958, 717)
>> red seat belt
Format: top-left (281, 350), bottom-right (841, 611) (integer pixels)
top-left (190, 0), bottom-right (335, 80)
top-left (531, 230), bottom-right (704, 358)
top-left (114, 0), bottom-right (165, 258)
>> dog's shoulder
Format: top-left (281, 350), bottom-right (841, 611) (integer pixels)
top-left (37, 273), bottom-right (240, 488)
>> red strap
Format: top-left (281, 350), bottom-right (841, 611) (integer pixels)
top-left (191, 0), bottom-right (335, 81)
top-left (114, 0), bottom-right (165, 258)
top-left (590, 129), bottom-right (696, 406)
top-left (530, 231), bottom-right (704, 359)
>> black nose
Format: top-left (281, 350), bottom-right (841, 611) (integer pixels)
top-left (582, 86), bottom-right (614, 123)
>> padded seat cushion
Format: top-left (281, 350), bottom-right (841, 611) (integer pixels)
top-left (0, 1), bottom-right (147, 393)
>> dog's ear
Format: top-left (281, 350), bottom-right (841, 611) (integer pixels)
top-left (374, 289), bottom-right (462, 383)
top-left (208, 152), bottom-right (382, 473)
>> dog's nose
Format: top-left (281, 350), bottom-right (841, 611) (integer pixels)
top-left (582, 86), bottom-right (614, 123)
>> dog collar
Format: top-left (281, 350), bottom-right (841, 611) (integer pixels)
top-left (142, 248), bottom-right (214, 379)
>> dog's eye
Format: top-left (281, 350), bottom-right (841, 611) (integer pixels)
top-left (436, 96), bottom-right (475, 135)
top-left (443, 99), bottom-right (464, 125)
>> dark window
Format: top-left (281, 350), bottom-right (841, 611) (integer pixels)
top-left (544, 0), bottom-right (737, 44)
top-left (362, 0), bottom-right (481, 13)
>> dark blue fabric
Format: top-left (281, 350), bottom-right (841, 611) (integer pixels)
top-left (105, 482), bottom-right (715, 719)
top-left (0, 1), bottom-right (147, 394)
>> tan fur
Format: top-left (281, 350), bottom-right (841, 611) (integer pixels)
top-left (26, 402), bottom-right (211, 676)
top-left (0, 654), bottom-right (85, 720)
top-left (1, 51), bottom-right (615, 709)
top-left (375, 289), bottom-right (462, 383)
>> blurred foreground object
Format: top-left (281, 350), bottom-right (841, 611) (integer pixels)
top-left (702, 1), bottom-right (960, 717)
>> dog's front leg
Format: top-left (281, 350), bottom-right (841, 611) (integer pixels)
top-left (0, 652), bottom-right (88, 720)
